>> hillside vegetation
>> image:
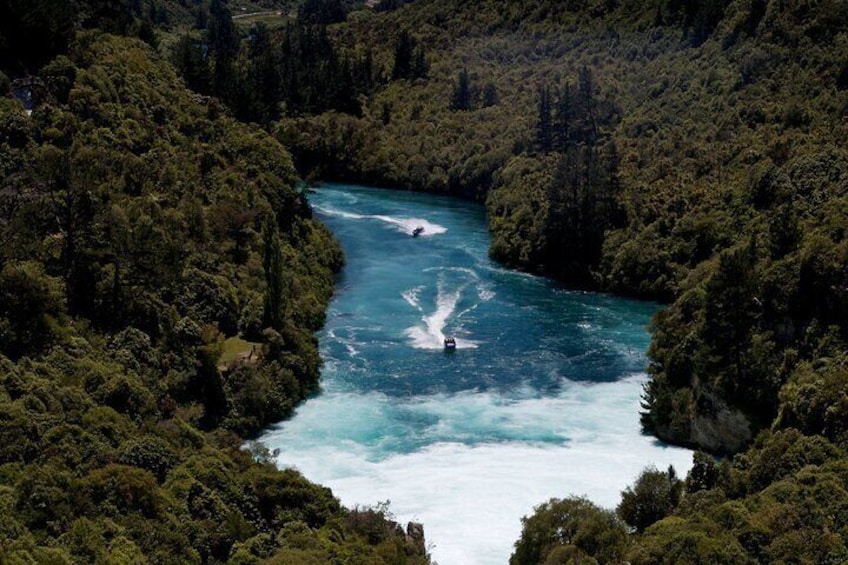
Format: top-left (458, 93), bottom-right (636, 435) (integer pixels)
top-left (3, 0), bottom-right (848, 562)
top-left (267, 0), bottom-right (848, 449)
top-left (218, 0), bottom-right (847, 561)
top-left (0, 29), bottom-right (428, 564)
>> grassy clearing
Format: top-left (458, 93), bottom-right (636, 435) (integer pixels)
top-left (232, 10), bottom-right (294, 28)
top-left (218, 336), bottom-right (261, 366)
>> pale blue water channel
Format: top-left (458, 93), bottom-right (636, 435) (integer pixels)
top-left (259, 184), bottom-right (692, 564)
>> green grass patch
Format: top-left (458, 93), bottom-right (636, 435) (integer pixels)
top-left (232, 10), bottom-right (293, 29)
top-left (218, 336), bottom-right (260, 366)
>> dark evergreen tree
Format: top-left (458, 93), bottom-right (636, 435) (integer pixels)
top-left (172, 35), bottom-right (211, 94)
top-left (553, 83), bottom-right (572, 152)
top-left (743, 0), bottom-right (767, 36)
top-left (482, 82), bottom-right (498, 107)
top-left (696, 239), bottom-right (773, 419)
top-left (542, 80), bottom-right (623, 285)
top-left (690, 0), bottom-right (730, 45)
top-left (243, 23), bottom-right (281, 124)
top-left (322, 53), bottom-right (360, 116)
top-left (412, 43), bottom-right (429, 79)
top-left (35, 146), bottom-right (101, 318)
top-left (535, 85), bottom-right (553, 153)
top-left (574, 66), bottom-right (598, 145)
top-left (208, 0), bottom-right (239, 102)
top-left (667, 0), bottom-right (730, 45)
top-left (450, 67), bottom-right (472, 111)
top-left (700, 241), bottom-right (759, 376)
top-left (392, 30), bottom-right (414, 80)
top-left (391, 30), bottom-right (427, 80)
top-left (262, 220), bottom-right (286, 331)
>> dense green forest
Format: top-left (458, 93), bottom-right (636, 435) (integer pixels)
top-left (245, 0), bottom-right (848, 447)
top-left (3, 0), bottom-right (848, 562)
top-left (163, 0), bottom-right (846, 562)
top-left (0, 7), bottom-right (429, 563)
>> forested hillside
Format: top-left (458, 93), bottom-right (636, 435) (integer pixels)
top-left (214, 0), bottom-right (848, 561)
top-left (261, 0), bottom-right (848, 451)
top-left (3, 0), bottom-right (848, 562)
top-left (0, 23), bottom-right (428, 564)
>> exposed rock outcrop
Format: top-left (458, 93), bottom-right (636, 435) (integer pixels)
top-left (690, 387), bottom-right (753, 454)
top-left (406, 522), bottom-right (425, 553)
top-left (652, 380), bottom-right (753, 454)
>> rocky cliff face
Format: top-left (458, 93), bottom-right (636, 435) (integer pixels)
top-left (689, 386), bottom-right (753, 454)
top-left (652, 380), bottom-right (753, 455)
top-left (406, 522), bottom-right (426, 553)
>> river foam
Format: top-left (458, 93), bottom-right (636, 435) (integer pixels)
top-left (265, 375), bottom-right (692, 565)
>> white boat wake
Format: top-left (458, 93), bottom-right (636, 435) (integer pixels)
top-left (313, 206), bottom-right (447, 237)
top-left (403, 269), bottom-right (494, 350)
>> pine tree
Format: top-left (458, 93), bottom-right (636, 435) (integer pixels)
top-left (172, 36), bottom-right (211, 94)
top-left (391, 30), bottom-right (414, 80)
top-left (553, 83), bottom-right (572, 152)
top-left (450, 67), bottom-right (472, 111)
top-left (247, 23), bottom-right (281, 123)
top-left (575, 66), bottom-right (598, 145)
top-left (535, 85), bottom-right (553, 153)
top-left (208, 0), bottom-right (239, 102)
top-left (262, 220), bottom-right (286, 331)
top-left (391, 31), bottom-right (427, 80)
top-left (482, 82), bottom-right (498, 107)
top-left (412, 44), bottom-right (428, 79)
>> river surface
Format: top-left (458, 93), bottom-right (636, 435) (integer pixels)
top-left (259, 184), bottom-right (692, 564)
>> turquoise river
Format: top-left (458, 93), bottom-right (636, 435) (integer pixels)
top-left (259, 184), bottom-right (692, 564)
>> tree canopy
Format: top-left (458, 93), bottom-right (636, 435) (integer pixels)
top-left (3, 0), bottom-right (848, 563)
top-left (0, 29), bottom-right (426, 564)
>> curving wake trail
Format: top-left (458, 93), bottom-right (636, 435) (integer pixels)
top-left (404, 287), bottom-right (465, 349)
top-left (314, 205), bottom-right (447, 237)
top-left (403, 267), bottom-right (487, 350)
